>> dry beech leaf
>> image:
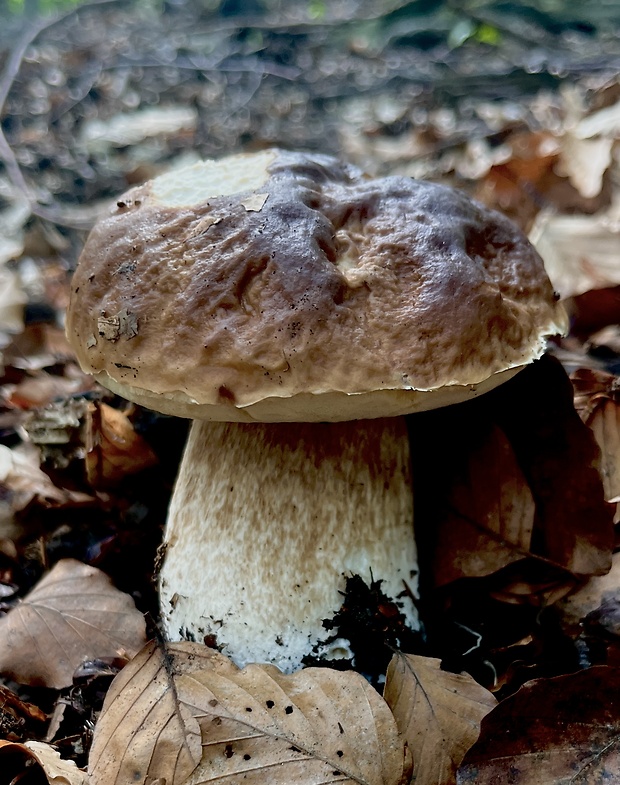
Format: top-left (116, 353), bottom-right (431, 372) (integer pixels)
top-left (85, 401), bottom-right (158, 487)
top-left (431, 423), bottom-right (536, 586)
top-left (0, 558), bottom-right (146, 689)
top-left (384, 652), bottom-right (496, 785)
top-left (458, 666), bottom-right (620, 784)
top-left (0, 740), bottom-right (86, 784)
top-left (571, 368), bottom-right (620, 501)
top-left (412, 356), bottom-right (613, 598)
top-left (88, 640), bottom-right (411, 785)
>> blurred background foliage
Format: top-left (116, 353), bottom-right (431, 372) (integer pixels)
top-left (0, 0), bottom-right (619, 231)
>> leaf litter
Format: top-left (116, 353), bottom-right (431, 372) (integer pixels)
top-left (1, 1), bottom-right (620, 784)
top-left (88, 640), bottom-right (410, 785)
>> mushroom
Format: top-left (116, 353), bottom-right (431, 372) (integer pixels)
top-left (66, 148), bottom-right (567, 672)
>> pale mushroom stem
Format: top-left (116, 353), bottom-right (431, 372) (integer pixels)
top-left (158, 417), bottom-right (418, 672)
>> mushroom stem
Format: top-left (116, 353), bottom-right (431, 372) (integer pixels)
top-left (158, 417), bottom-right (418, 672)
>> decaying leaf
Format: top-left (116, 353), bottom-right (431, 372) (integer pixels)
top-left (0, 739), bottom-right (87, 784)
top-left (96, 309), bottom-right (138, 342)
top-left (412, 356), bottom-right (613, 600)
top-left (85, 401), bottom-right (158, 487)
top-left (458, 666), bottom-right (620, 784)
top-left (89, 640), bottom-right (411, 785)
top-left (384, 652), bottom-right (496, 785)
top-left (0, 558), bottom-right (147, 689)
top-left (430, 424), bottom-right (536, 587)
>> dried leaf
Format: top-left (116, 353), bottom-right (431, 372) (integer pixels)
top-left (572, 367), bottom-right (620, 419)
top-left (240, 193), bottom-right (269, 211)
top-left (85, 402), bottom-right (158, 487)
top-left (0, 740), bottom-right (86, 784)
top-left (458, 666), bottom-right (620, 784)
top-left (0, 558), bottom-right (147, 689)
top-left (81, 106), bottom-right (198, 150)
top-left (431, 424), bottom-right (536, 586)
top-left (6, 374), bottom-right (90, 410)
top-left (570, 368), bottom-right (620, 500)
top-left (384, 652), bottom-right (496, 785)
top-left (412, 356), bottom-right (613, 596)
top-left (96, 309), bottom-right (138, 342)
top-left (0, 443), bottom-right (92, 513)
top-left (530, 207), bottom-right (620, 299)
top-left (557, 134), bottom-right (613, 198)
top-left (0, 683), bottom-right (47, 741)
top-left (89, 640), bottom-right (410, 785)
top-left (0, 264), bottom-right (27, 335)
top-left (574, 98), bottom-right (620, 139)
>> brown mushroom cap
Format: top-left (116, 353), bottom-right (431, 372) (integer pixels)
top-left (66, 148), bottom-right (567, 422)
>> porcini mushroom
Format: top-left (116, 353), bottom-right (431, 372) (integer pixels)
top-left (66, 149), bottom-right (567, 672)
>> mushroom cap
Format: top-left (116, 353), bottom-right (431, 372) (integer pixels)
top-left (66, 148), bottom-right (567, 422)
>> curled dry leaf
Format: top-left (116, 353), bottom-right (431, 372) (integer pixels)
top-left (88, 640), bottom-right (411, 785)
top-left (0, 740), bottom-right (86, 785)
top-left (458, 666), bottom-right (620, 784)
top-left (384, 652), bottom-right (496, 785)
top-left (85, 401), bottom-right (158, 487)
top-left (0, 558), bottom-right (147, 689)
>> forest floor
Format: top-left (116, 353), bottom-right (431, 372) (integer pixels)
top-left (1, 2), bottom-right (620, 784)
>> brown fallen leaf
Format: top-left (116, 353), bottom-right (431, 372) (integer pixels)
top-left (430, 423), bottom-right (536, 587)
top-left (85, 401), bottom-right (158, 487)
top-left (0, 558), bottom-right (147, 689)
top-left (472, 130), bottom-right (560, 229)
top-left (384, 652), bottom-right (496, 785)
top-left (570, 368), bottom-right (620, 501)
top-left (0, 739), bottom-right (86, 784)
top-left (0, 442), bottom-right (92, 513)
top-left (458, 666), bottom-right (620, 784)
top-left (412, 355), bottom-right (613, 598)
top-left (567, 286), bottom-right (620, 338)
top-left (88, 640), bottom-right (411, 785)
